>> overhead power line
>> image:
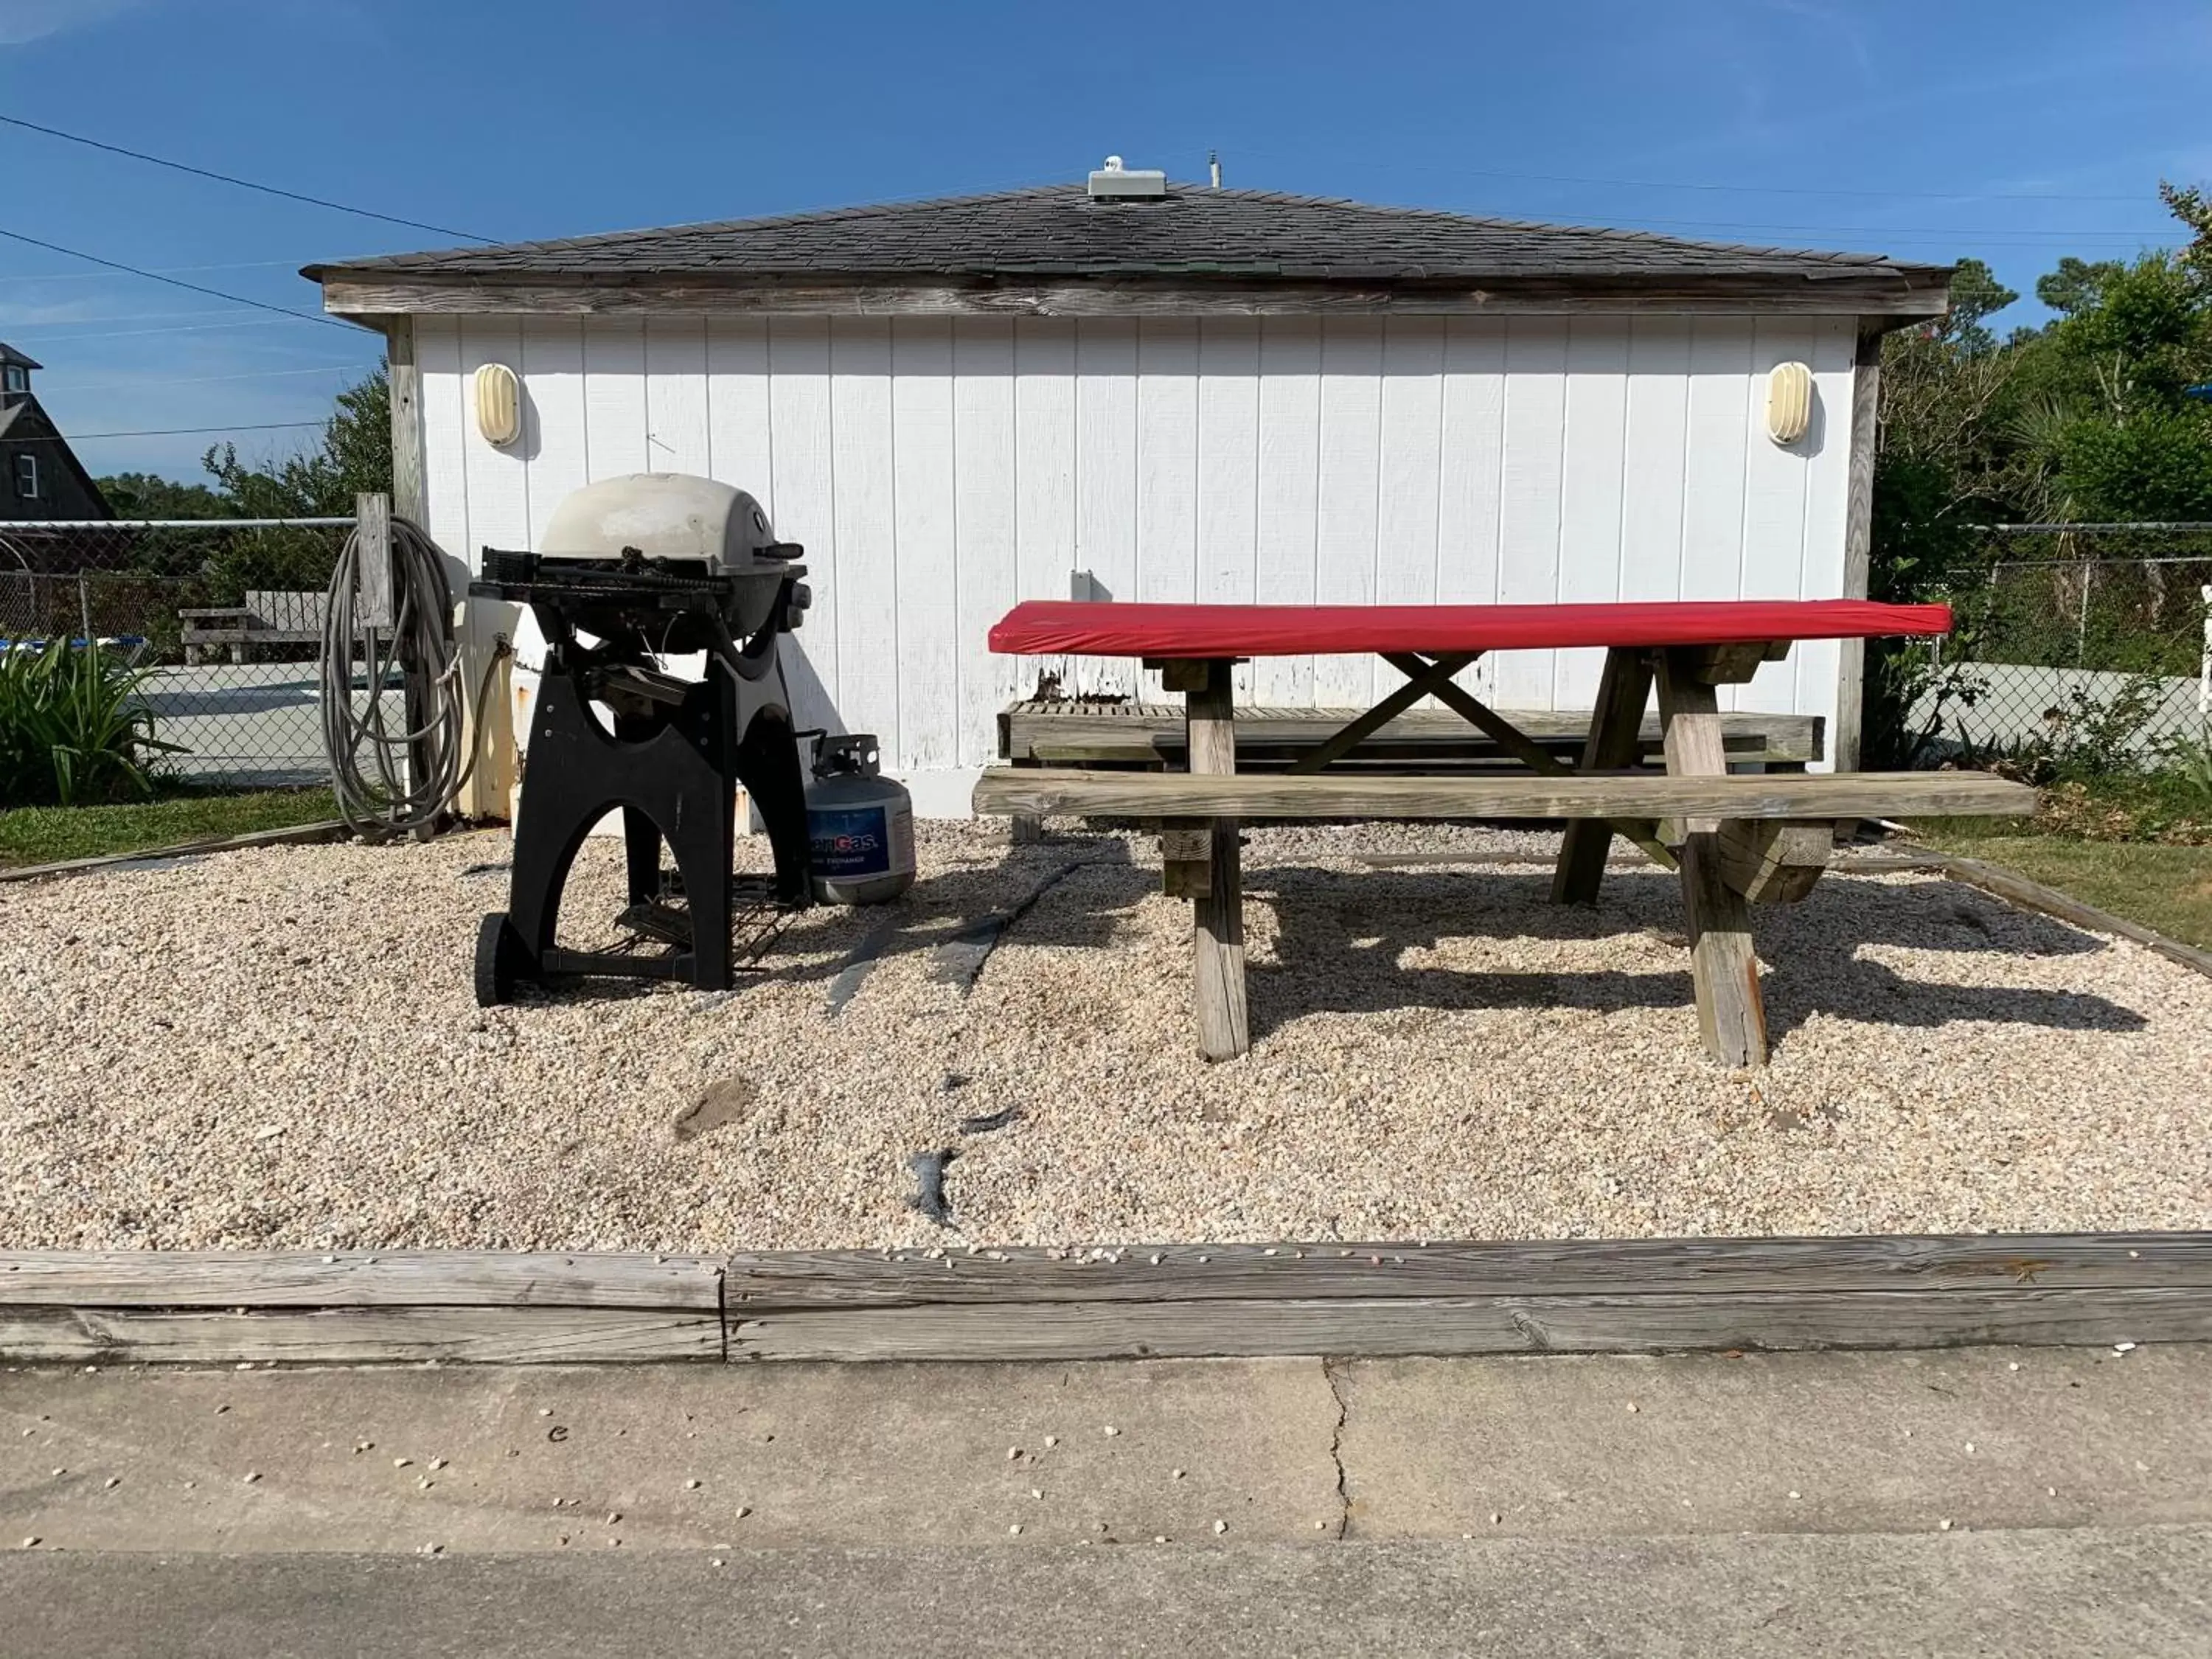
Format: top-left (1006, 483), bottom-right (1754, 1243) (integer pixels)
top-left (0, 258), bottom-right (335, 286)
top-left (0, 226), bottom-right (351, 330)
top-left (7, 318), bottom-right (296, 344)
top-left (16, 420), bottom-right (326, 442)
top-left (0, 111), bottom-right (491, 243)
top-left (3, 305), bottom-right (284, 326)
top-left (44, 362), bottom-right (371, 394)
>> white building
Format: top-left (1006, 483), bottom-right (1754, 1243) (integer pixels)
top-left (307, 168), bottom-right (1947, 817)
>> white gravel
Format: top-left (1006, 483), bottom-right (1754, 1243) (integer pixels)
top-left (4, 821), bottom-right (2208, 1251)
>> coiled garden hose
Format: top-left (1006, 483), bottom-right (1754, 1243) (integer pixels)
top-left (319, 515), bottom-right (503, 840)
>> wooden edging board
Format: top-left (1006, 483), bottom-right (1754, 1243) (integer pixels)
top-left (0, 819), bottom-right (349, 884)
top-left (1927, 852), bottom-right (2212, 981)
top-left (0, 1252), bottom-right (725, 1365)
top-left (3, 1233), bottom-right (2208, 1366)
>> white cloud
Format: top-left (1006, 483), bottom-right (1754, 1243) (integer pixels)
top-left (0, 0), bottom-right (151, 46)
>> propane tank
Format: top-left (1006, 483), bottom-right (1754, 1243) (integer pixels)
top-left (804, 734), bottom-right (915, 905)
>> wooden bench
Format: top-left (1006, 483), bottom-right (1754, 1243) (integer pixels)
top-left (975, 632), bottom-right (2037, 1068)
top-left (973, 768), bottom-right (2030, 826)
top-left (998, 699), bottom-right (1823, 846)
top-left (975, 769), bottom-right (2030, 916)
top-left (1001, 700), bottom-right (1823, 769)
top-left (181, 589), bottom-right (336, 664)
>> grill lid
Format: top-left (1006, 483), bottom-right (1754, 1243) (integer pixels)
top-left (536, 473), bottom-right (799, 574)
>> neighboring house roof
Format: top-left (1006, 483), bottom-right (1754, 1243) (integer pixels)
top-left (0, 394), bottom-right (114, 519)
top-left (0, 341), bottom-right (41, 371)
top-left (306, 184), bottom-right (1950, 317)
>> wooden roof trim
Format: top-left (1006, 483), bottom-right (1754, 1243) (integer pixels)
top-left (322, 271), bottom-right (1950, 322)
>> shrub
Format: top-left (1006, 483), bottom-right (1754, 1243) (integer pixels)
top-left (2024, 730), bottom-right (2212, 844)
top-left (0, 641), bottom-right (179, 807)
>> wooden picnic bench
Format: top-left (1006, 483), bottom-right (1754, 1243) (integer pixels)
top-left (1001, 700), bottom-right (1823, 769)
top-left (997, 698), bottom-right (1823, 841)
top-left (180, 589), bottom-right (337, 664)
top-left (974, 598), bottom-right (2038, 1068)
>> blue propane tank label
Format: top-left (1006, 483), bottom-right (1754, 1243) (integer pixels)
top-left (810, 804), bottom-right (905, 878)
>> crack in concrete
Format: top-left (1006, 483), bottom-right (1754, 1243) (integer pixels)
top-left (1321, 1357), bottom-right (1350, 1540)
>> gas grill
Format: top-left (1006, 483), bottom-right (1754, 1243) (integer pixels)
top-left (468, 473), bottom-right (815, 1004)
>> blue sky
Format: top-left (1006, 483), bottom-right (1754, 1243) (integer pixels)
top-left (0, 0), bottom-right (2204, 483)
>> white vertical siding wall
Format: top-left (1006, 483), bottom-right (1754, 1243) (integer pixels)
top-left (422, 310), bottom-right (1859, 796)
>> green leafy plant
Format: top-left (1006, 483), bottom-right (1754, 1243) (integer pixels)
top-left (2043, 674), bottom-right (2169, 777)
top-left (0, 641), bottom-right (181, 807)
top-left (2159, 723), bottom-right (2212, 806)
top-left (1867, 637), bottom-right (1984, 771)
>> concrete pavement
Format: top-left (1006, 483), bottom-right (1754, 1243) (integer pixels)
top-left (4, 1532), bottom-right (2209, 1658)
top-left (7, 1346), bottom-right (2208, 1551)
top-left (3, 1346), bottom-right (2210, 1654)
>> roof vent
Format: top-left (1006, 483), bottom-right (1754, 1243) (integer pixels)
top-left (1088, 156), bottom-right (1166, 199)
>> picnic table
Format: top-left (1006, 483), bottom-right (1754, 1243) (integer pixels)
top-left (975, 598), bottom-right (2039, 1066)
top-left (180, 590), bottom-right (338, 664)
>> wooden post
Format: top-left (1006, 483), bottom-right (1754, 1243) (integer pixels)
top-left (1833, 319), bottom-right (1884, 771)
top-left (1175, 658), bottom-right (1249, 1062)
top-left (1656, 649), bottom-right (1767, 1068)
top-left (1551, 646), bottom-right (1655, 905)
top-left (384, 319), bottom-right (428, 529)
top-left (355, 490), bottom-right (394, 630)
top-left (388, 317), bottom-right (499, 824)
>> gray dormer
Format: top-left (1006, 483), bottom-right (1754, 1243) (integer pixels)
top-left (0, 343), bottom-right (39, 403)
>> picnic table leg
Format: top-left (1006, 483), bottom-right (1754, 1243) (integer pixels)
top-left (1656, 648), bottom-right (1767, 1068)
top-left (1551, 645), bottom-right (1656, 905)
top-left (1178, 658), bottom-right (1249, 1062)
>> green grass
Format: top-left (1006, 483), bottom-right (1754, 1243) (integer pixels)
top-left (1910, 825), bottom-right (2212, 950)
top-left (0, 787), bottom-right (338, 869)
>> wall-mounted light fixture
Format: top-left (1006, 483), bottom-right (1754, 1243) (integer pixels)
top-left (474, 362), bottom-right (521, 448)
top-left (1765, 361), bottom-right (1813, 445)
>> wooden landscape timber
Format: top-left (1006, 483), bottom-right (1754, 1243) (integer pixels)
top-left (728, 1288), bottom-right (2212, 1363)
top-left (0, 1251), bottom-right (724, 1365)
top-left (0, 1251), bottom-right (723, 1307)
top-left (720, 1232), bottom-right (2212, 1307)
top-left (0, 1233), bottom-right (2205, 1366)
top-left (0, 1307), bottom-right (721, 1366)
top-left (0, 821), bottom-right (350, 885)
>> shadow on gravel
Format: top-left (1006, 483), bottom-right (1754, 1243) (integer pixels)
top-left (1246, 864), bottom-right (2147, 1047)
top-left (509, 838), bottom-right (2147, 1054)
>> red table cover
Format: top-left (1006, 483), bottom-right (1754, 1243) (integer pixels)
top-left (987, 598), bottom-right (1953, 658)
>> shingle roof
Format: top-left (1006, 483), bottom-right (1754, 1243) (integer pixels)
top-left (304, 184), bottom-right (1946, 292)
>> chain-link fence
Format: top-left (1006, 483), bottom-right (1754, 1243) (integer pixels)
top-left (0, 516), bottom-right (395, 790)
top-left (1905, 526), bottom-right (2212, 774)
